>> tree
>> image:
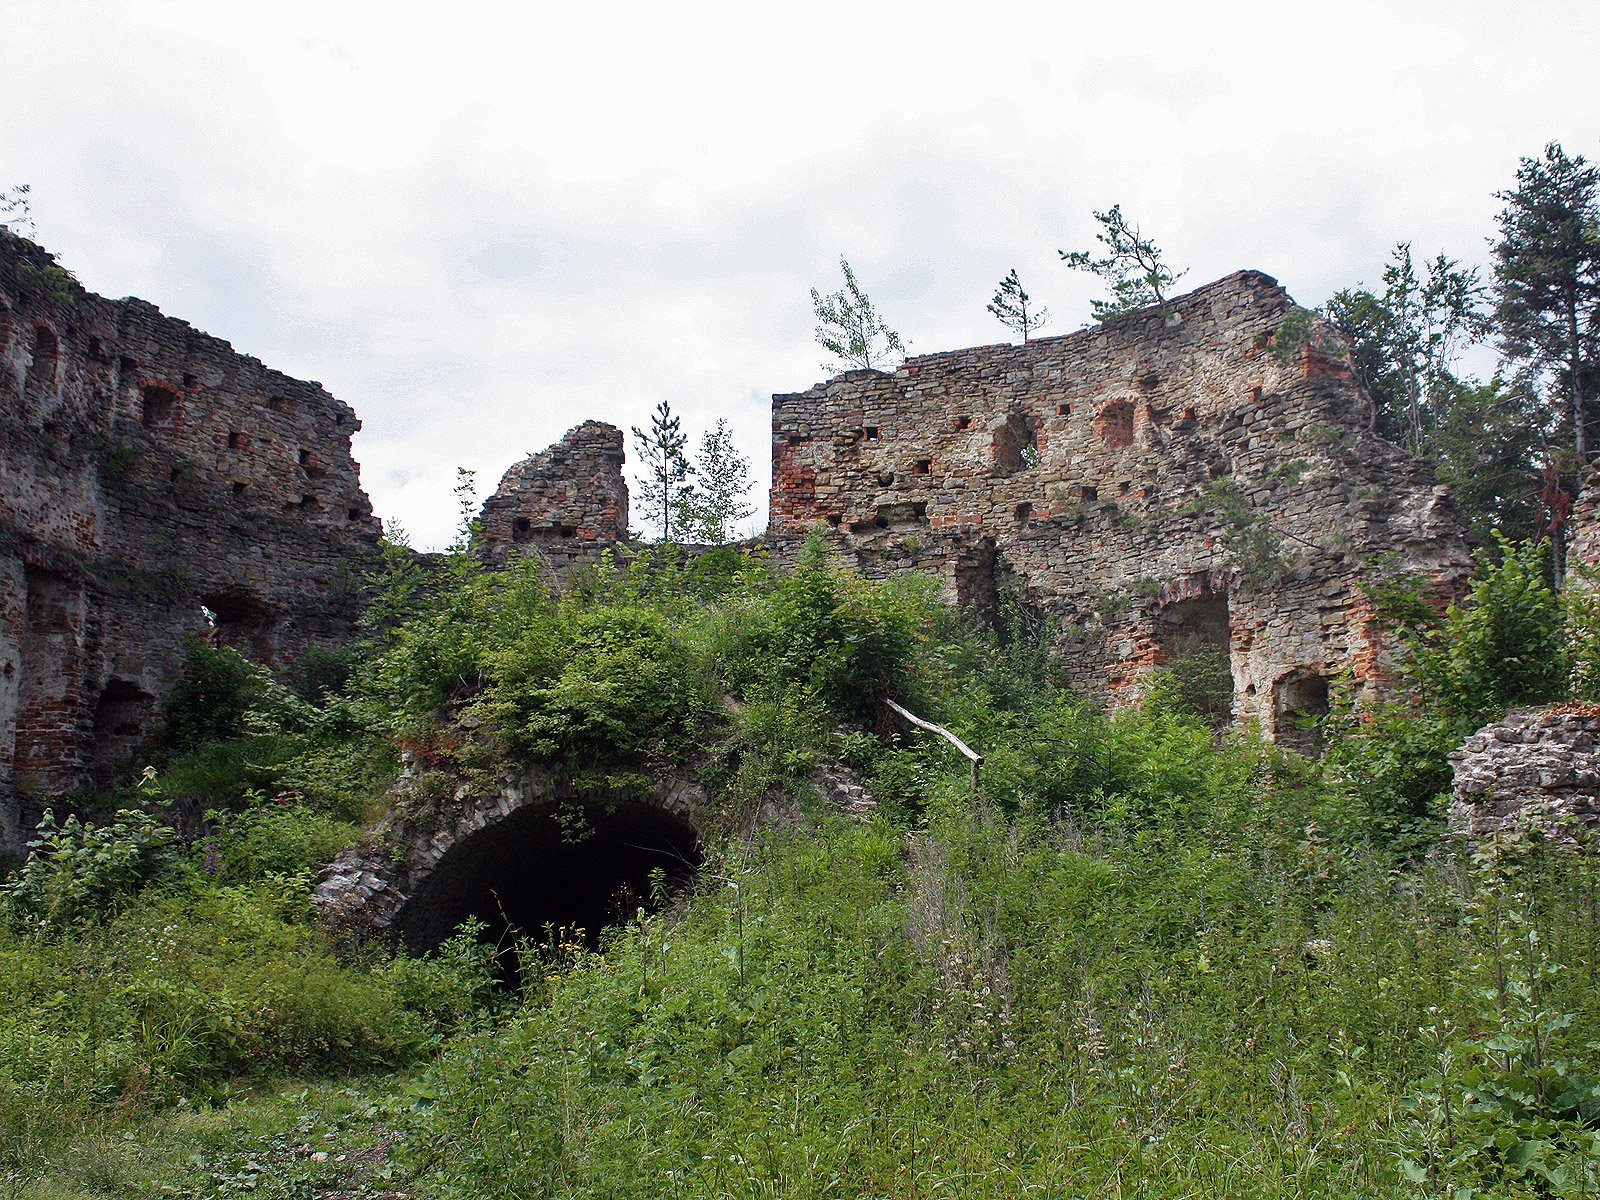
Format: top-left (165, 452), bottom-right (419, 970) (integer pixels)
top-left (987, 268), bottom-right (1050, 342)
top-left (1426, 374), bottom-right (1547, 550)
top-left (1325, 242), bottom-right (1489, 456)
top-left (1492, 142), bottom-right (1600, 463)
top-left (631, 400), bottom-right (694, 542)
top-left (0, 184), bottom-right (33, 238)
top-left (1059, 205), bottom-right (1187, 321)
top-left (678, 419), bottom-right (754, 544)
top-left (812, 257), bottom-right (905, 373)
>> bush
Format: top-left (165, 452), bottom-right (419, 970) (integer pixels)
top-left (157, 641), bottom-right (270, 756)
top-left (1, 809), bottom-right (179, 931)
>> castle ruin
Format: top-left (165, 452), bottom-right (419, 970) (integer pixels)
top-left (0, 230), bottom-right (382, 852)
top-left (0, 235), bottom-right (1481, 853)
top-left (766, 270), bottom-right (1474, 740)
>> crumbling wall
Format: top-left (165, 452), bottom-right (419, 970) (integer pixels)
top-left (769, 270), bottom-right (1474, 738)
top-left (477, 421), bottom-right (628, 572)
top-left (0, 230), bottom-right (382, 851)
top-left (1449, 706), bottom-right (1600, 843)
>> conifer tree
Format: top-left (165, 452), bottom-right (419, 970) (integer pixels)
top-left (1492, 142), bottom-right (1600, 462)
top-left (1059, 205), bottom-right (1186, 321)
top-left (631, 400), bottom-right (694, 542)
top-left (987, 268), bottom-right (1050, 342)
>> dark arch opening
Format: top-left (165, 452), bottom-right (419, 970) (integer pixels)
top-left (394, 796), bottom-right (701, 975)
top-left (23, 325), bottom-right (58, 410)
top-left (91, 679), bottom-right (156, 786)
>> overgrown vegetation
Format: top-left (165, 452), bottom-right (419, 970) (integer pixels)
top-left (3, 517), bottom-right (1600, 1197)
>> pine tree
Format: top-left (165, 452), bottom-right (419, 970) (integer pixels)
top-left (631, 400), bottom-right (694, 542)
top-left (987, 269), bottom-right (1050, 342)
top-left (1492, 142), bottom-right (1600, 463)
top-left (1059, 205), bottom-right (1186, 321)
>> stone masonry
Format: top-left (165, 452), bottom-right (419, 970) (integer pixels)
top-left (769, 270), bottom-right (1475, 740)
top-left (1449, 706), bottom-right (1600, 843)
top-left (0, 230), bottom-right (382, 852)
top-left (477, 420), bottom-right (628, 570)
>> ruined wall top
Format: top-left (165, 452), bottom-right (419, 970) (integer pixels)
top-left (478, 420), bottom-right (628, 565)
top-left (0, 229), bottom-right (383, 842)
top-left (770, 270), bottom-right (1354, 535)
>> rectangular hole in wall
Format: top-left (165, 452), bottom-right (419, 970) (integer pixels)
top-left (232, 481), bottom-right (247, 496)
top-left (1081, 485), bottom-right (1098, 502)
top-left (955, 415), bottom-right (970, 430)
top-left (228, 431), bottom-right (246, 449)
top-left (1057, 404), bottom-right (1070, 416)
top-left (913, 459), bottom-right (931, 474)
top-left (863, 426), bottom-right (879, 440)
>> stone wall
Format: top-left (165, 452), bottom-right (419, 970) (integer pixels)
top-left (1449, 706), bottom-right (1600, 842)
top-left (0, 230), bottom-right (382, 852)
top-left (478, 421), bottom-right (628, 568)
top-left (769, 270), bottom-right (1474, 739)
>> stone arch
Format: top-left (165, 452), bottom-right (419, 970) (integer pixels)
top-left (314, 765), bottom-right (705, 959)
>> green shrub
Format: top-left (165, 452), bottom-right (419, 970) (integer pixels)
top-left (157, 641), bottom-right (270, 756)
top-left (202, 799), bottom-right (357, 881)
top-left (1, 808), bottom-right (179, 931)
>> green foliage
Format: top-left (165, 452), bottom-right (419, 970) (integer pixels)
top-left (1405, 535), bottom-right (1567, 724)
top-left (158, 640), bottom-right (270, 756)
top-left (1319, 696), bottom-right (1459, 849)
top-left (677, 418), bottom-right (754, 544)
top-left (1059, 204), bottom-right (1187, 321)
top-left (491, 604), bottom-right (706, 762)
top-left (1, 808), bottom-right (179, 930)
top-left (202, 800), bottom-right (357, 881)
top-left (631, 400), bottom-right (694, 542)
top-left (1154, 643), bottom-right (1234, 727)
top-left (1325, 243), bottom-right (1489, 456)
top-left (811, 256), bottom-right (905, 373)
top-left (721, 539), bottom-right (936, 725)
top-left (987, 267), bottom-right (1050, 342)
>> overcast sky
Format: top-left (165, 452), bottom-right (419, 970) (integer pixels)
top-left (5, 0), bottom-right (1596, 548)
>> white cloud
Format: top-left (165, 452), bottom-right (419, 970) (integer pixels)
top-left (5, 0), bottom-right (1596, 546)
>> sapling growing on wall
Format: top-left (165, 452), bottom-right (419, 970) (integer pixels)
top-left (632, 399), bottom-right (694, 542)
top-left (678, 418), bottom-right (754, 544)
top-left (1060, 204), bottom-right (1187, 321)
top-left (988, 268), bottom-right (1050, 342)
top-left (812, 256), bottom-right (905, 373)
top-left (0, 183), bottom-right (33, 237)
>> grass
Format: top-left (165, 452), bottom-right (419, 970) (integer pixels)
top-left (7, 535), bottom-right (1600, 1197)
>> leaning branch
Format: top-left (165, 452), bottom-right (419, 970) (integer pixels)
top-left (885, 699), bottom-right (983, 796)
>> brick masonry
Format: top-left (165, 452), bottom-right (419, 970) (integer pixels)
top-left (0, 230), bottom-right (382, 853)
top-left (768, 270), bottom-right (1475, 741)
